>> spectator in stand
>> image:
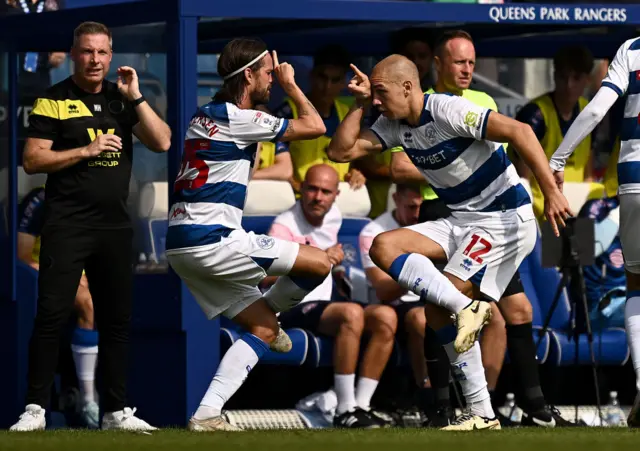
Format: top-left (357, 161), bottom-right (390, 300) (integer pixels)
top-left (514, 45), bottom-right (595, 221)
top-left (265, 164), bottom-right (395, 429)
top-left (272, 45), bottom-right (366, 194)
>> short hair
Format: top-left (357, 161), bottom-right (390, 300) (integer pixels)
top-left (214, 37), bottom-right (268, 105)
top-left (389, 27), bottom-right (434, 54)
top-left (395, 183), bottom-right (422, 196)
top-left (553, 45), bottom-right (594, 76)
top-left (434, 30), bottom-right (473, 57)
top-left (73, 22), bottom-right (112, 48)
top-left (313, 44), bottom-right (351, 71)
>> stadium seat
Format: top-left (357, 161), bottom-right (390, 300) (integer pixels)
top-left (244, 180), bottom-right (296, 216)
top-left (386, 183), bottom-right (397, 212)
top-left (138, 181), bottom-right (169, 219)
top-left (220, 325), bottom-right (310, 366)
top-left (526, 233), bottom-right (628, 366)
top-left (547, 327), bottom-right (629, 366)
top-left (0, 166), bottom-right (47, 203)
top-left (335, 182), bottom-right (371, 218)
top-left (304, 331), bottom-right (334, 368)
top-left (563, 182), bottom-right (605, 214)
top-left (242, 180), bottom-right (297, 237)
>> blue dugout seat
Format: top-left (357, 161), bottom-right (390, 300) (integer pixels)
top-left (526, 234), bottom-right (628, 366)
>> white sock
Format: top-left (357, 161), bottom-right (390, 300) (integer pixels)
top-left (71, 344), bottom-right (98, 404)
top-left (389, 253), bottom-right (471, 314)
top-left (625, 294), bottom-right (640, 392)
top-left (194, 334), bottom-right (268, 420)
top-left (443, 339), bottom-right (494, 418)
top-left (334, 374), bottom-right (357, 415)
top-left (355, 377), bottom-right (379, 411)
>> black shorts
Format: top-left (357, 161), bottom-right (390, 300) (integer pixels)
top-left (418, 197), bottom-right (524, 298)
top-left (392, 300), bottom-right (426, 339)
top-left (278, 301), bottom-right (332, 333)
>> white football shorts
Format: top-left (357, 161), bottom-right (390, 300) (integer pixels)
top-left (166, 229), bottom-right (299, 319)
top-left (406, 207), bottom-right (537, 301)
top-left (619, 194), bottom-right (640, 274)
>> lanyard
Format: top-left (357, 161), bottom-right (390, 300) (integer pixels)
top-left (18, 0), bottom-right (45, 14)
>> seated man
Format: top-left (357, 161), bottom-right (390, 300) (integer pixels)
top-left (267, 164), bottom-right (395, 429)
top-left (359, 184), bottom-right (428, 398)
top-left (17, 186), bottom-right (99, 429)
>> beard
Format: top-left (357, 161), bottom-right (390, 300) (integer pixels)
top-left (251, 87), bottom-right (271, 106)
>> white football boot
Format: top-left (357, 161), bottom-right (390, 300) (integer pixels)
top-left (102, 407), bottom-right (157, 432)
top-left (188, 415), bottom-right (243, 431)
top-left (270, 327), bottom-right (292, 353)
top-left (10, 404), bottom-right (46, 431)
top-left (441, 412), bottom-right (501, 431)
top-left (454, 300), bottom-right (492, 353)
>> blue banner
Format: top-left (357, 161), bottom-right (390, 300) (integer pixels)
top-left (488, 4), bottom-right (629, 24)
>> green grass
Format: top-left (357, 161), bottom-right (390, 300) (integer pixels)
top-left (1, 428), bottom-right (640, 451)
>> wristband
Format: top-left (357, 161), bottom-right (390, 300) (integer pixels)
top-left (132, 95), bottom-right (146, 106)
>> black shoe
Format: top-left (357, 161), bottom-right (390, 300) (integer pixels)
top-left (521, 405), bottom-right (578, 428)
top-left (423, 406), bottom-right (455, 428)
top-left (367, 409), bottom-right (395, 428)
top-left (333, 408), bottom-right (381, 429)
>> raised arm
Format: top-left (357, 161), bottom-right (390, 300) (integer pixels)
top-left (116, 66), bottom-right (171, 152)
top-left (272, 51), bottom-right (326, 141)
top-left (485, 111), bottom-right (573, 236)
top-left (327, 64), bottom-right (386, 162)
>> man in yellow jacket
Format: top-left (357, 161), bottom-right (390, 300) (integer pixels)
top-left (272, 45), bottom-right (365, 194)
top-left (514, 45), bottom-right (595, 219)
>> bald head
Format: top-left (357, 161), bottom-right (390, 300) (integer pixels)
top-left (369, 55), bottom-right (424, 122)
top-left (305, 164), bottom-right (339, 189)
top-left (301, 164), bottom-right (340, 224)
top-left (372, 54), bottom-right (421, 85)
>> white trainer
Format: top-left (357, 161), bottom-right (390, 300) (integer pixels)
top-left (10, 404), bottom-right (46, 431)
top-left (188, 415), bottom-right (243, 431)
top-left (441, 412), bottom-right (501, 431)
top-left (454, 300), bottom-right (492, 354)
top-left (101, 407), bottom-right (158, 432)
top-left (270, 328), bottom-right (292, 353)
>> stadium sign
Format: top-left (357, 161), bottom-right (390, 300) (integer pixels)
top-left (488, 5), bottom-right (628, 24)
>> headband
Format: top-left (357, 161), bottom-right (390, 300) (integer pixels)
top-left (223, 50), bottom-right (269, 80)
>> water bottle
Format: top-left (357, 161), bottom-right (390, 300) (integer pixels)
top-left (499, 393), bottom-right (521, 423)
top-left (605, 391), bottom-right (626, 427)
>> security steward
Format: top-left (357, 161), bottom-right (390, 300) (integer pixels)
top-left (10, 21), bottom-right (171, 432)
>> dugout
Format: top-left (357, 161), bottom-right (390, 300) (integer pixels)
top-left (0, 0), bottom-right (639, 427)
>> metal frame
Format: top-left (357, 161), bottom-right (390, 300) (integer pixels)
top-left (1, 0), bottom-right (639, 425)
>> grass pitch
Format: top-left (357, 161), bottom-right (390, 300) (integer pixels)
top-left (1, 428), bottom-right (640, 451)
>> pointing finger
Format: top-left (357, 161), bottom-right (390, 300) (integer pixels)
top-left (350, 64), bottom-right (365, 78)
top-left (272, 50), bottom-right (279, 67)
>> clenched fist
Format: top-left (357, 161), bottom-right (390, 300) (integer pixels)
top-left (83, 134), bottom-right (122, 158)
